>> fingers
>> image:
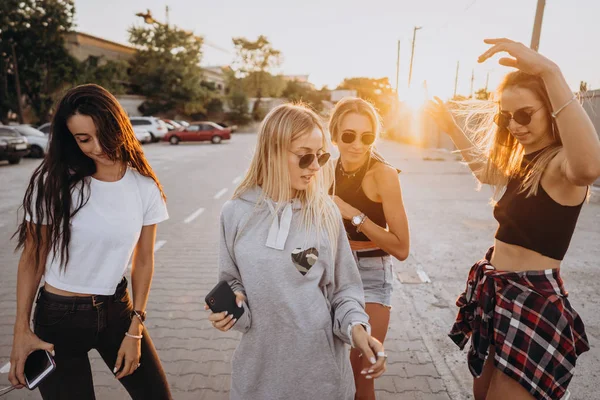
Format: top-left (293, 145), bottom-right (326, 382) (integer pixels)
top-left (8, 360), bottom-right (24, 388)
top-left (116, 358), bottom-right (134, 379)
top-left (234, 292), bottom-right (246, 308)
top-left (499, 57), bottom-right (518, 68)
top-left (126, 358), bottom-right (140, 377)
top-left (113, 351), bottom-right (124, 376)
top-left (478, 44), bottom-right (507, 63)
top-left (484, 38), bottom-right (514, 45)
top-left (360, 337), bottom-right (387, 379)
top-left (41, 341), bottom-right (55, 355)
top-left (15, 357), bottom-right (27, 387)
top-left (208, 310), bottom-right (229, 323)
top-left (213, 313), bottom-right (236, 331)
top-left (222, 316), bottom-right (238, 331)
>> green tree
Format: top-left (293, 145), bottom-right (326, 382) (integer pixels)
top-left (474, 88), bottom-right (490, 100)
top-left (240, 71), bottom-right (286, 98)
top-left (128, 22), bottom-right (209, 117)
top-left (73, 59), bottom-right (129, 95)
top-left (282, 80), bottom-right (328, 112)
top-left (232, 36), bottom-right (281, 120)
top-left (226, 90), bottom-right (251, 125)
top-left (0, 0), bottom-right (78, 123)
top-left (337, 77), bottom-right (395, 114)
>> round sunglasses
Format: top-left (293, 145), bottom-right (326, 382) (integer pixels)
top-left (290, 151), bottom-right (331, 169)
top-left (341, 132), bottom-right (376, 146)
top-left (494, 106), bottom-right (544, 129)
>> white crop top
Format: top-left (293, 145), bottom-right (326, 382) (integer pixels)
top-left (26, 168), bottom-right (169, 295)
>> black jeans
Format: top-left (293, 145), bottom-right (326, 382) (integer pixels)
top-left (33, 278), bottom-right (172, 399)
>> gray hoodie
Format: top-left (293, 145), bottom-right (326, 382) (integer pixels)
top-left (218, 186), bottom-right (370, 400)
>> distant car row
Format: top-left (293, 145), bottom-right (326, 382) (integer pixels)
top-left (1, 117), bottom-right (234, 165)
top-left (0, 125), bottom-right (45, 164)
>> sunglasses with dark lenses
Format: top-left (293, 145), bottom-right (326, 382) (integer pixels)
top-left (494, 106), bottom-right (543, 129)
top-left (341, 132), bottom-right (376, 146)
top-left (294, 152), bottom-right (331, 169)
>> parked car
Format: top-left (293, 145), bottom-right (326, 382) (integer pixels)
top-left (164, 121), bottom-right (231, 145)
top-left (129, 117), bottom-right (168, 142)
top-left (175, 120), bottom-right (189, 128)
top-left (37, 122), bottom-right (51, 134)
top-left (132, 126), bottom-right (152, 144)
top-left (12, 125), bottom-right (49, 158)
top-left (0, 127), bottom-right (30, 164)
top-left (163, 119), bottom-right (184, 131)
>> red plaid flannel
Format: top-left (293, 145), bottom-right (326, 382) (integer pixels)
top-left (449, 248), bottom-right (589, 400)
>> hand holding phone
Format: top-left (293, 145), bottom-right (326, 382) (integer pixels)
top-left (204, 281), bottom-right (245, 332)
top-left (23, 350), bottom-right (56, 390)
top-left (8, 330), bottom-right (54, 390)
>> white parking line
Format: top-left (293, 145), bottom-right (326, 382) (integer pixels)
top-left (127, 240), bottom-right (167, 271)
top-left (154, 240), bottom-right (167, 252)
top-left (232, 175), bottom-right (243, 185)
top-left (184, 207), bottom-right (205, 224)
top-left (417, 269), bottom-right (431, 283)
top-left (214, 188), bottom-right (228, 200)
top-left (0, 361), bottom-right (9, 374)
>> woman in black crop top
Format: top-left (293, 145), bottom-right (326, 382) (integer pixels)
top-left (427, 39), bottom-right (600, 400)
top-left (329, 97), bottom-right (410, 400)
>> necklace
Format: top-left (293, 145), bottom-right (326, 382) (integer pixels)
top-left (339, 159), bottom-right (367, 179)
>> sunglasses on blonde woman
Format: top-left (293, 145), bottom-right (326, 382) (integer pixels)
top-left (341, 132), bottom-right (376, 145)
top-left (494, 106), bottom-right (544, 129)
top-left (289, 151), bottom-right (331, 169)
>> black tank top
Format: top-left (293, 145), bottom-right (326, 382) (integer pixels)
top-left (333, 151), bottom-right (400, 242)
top-left (493, 149), bottom-right (585, 260)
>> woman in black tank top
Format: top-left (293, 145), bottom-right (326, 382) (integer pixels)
top-left (329, 97), bottom-right (410, 400)
top-left (427, 39), bottom-right (600, 400)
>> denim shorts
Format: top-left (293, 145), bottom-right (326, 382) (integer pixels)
top-left (352, 252), bottom-right (394, 306)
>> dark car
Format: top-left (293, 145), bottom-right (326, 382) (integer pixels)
top-left (0, 126), bottom-right (30, 164)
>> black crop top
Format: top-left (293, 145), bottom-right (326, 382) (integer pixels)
top-left (493, 149), bottom-right (584, 260)
top-left (333, 151), bottom-right (400, 242)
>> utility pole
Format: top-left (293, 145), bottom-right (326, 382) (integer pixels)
top-left (469, 69), bottom-right (475, 98)
top-left (10, 43), bottom-right (24, 124)
top-left (485, 71), bottom-right (490, 92)
top-left (165, 5), bottom-right (170, 27)
top-left (453, 61), bottom-right (460, 99)
top-left (407, 26), bottom-right (422, 88)
top-left (395, 40), bottom-right (401, 94)
top-left (530, 0), bottom-right (546, 51)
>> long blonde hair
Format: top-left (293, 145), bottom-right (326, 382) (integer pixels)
top-left (233, 103), bottom-right (340, 253)
top-left (455, 71), bottom-right (562, 199)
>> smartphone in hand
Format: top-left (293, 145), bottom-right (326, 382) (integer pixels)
top-left (24, 350), bottom-right (56, 390)
top-left (205, 281), bottom-right (244, 320)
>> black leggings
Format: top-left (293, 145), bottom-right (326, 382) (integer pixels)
top-left (33, 278), bottom-right (172, 399)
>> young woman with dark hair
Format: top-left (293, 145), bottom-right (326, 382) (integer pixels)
top-left (8, 84), bottom-right (172, 399)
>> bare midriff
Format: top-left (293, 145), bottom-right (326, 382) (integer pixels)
top-left (491, 239), bottom-right (561, 272)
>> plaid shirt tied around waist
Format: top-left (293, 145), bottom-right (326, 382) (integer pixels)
top-left (449, 248), bottom-right (589, 400)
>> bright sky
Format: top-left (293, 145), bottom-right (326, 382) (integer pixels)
top-left (74, 0), bottom-right (597, 101)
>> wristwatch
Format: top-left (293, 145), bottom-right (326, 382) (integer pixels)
top-left (351, 213), bottom-right (367, 232)
top-left (131, 310), bottom-right (147, 323)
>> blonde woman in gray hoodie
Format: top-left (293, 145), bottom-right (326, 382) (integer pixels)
top-left (205, 103), bottom-right (387, 399)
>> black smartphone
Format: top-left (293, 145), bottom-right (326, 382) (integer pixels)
top-left (24, 350), bottom-right (56, 390)
top-left (205, 281), bottom-right (244, 320)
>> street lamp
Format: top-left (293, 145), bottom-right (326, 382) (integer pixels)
top-left (135, 9), bottom-right (158, 25)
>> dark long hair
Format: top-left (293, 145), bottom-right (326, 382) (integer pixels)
top-left (14, 84), bottom-right (166, 272)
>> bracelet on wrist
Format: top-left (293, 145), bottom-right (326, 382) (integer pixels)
top-left (125, 332), bottom-right (143, 340)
